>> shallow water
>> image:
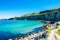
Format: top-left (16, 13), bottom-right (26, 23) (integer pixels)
top-left (0, 20), bottom-right (45, 34)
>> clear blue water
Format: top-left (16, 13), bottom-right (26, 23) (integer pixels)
top-left (0, 20), bottom-right (45, 34)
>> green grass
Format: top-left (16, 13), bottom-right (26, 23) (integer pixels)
top-left (57, 29), bottom-right (60, 35)
top-left (46, 29), bottom-right (52, 34)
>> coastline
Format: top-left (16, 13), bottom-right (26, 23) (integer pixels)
top-left (0, 20), bottom-right (60, 40)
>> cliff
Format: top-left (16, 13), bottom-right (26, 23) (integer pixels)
top-left (7, 8), bottom-right (60, 21)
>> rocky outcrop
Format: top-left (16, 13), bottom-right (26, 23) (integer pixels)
top-left (5, 8), bottom-right (60, 21)
top-left (24, 8), bottom-right (60, 21)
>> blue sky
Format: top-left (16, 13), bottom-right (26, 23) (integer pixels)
top-left (0, 0), bottom-right (60, 19)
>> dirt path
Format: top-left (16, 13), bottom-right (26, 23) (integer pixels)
top-left (47, 29), bottom-right (60, 40)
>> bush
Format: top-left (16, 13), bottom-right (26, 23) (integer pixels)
top-left (57, 29), bottom-right (60, 35)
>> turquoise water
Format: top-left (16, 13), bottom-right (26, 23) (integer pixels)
top-left (0, 20), bottom-right (45, 34)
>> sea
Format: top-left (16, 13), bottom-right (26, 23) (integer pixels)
top-left (0, 20), bottom-right (45, 40)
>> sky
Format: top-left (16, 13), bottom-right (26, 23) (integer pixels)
top-left (0, 0), bottom-right (60, 19)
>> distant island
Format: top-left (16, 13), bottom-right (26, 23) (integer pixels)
top-left (1, 8), bottom-right (60, 21)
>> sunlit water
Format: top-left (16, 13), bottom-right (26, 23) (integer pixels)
top-left (0, 20), bottom-right (45, 34)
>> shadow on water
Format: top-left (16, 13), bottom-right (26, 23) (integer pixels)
top-left (0, 31), bottom-right (16, 40)
top-left (0, 27), bottom-right (44, 40)
top-left (32, 27), bottom-right (43, 32)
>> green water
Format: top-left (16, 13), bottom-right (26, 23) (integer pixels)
top-left (0, 20), bottom-right (45, 34)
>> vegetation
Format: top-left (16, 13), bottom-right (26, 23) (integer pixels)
top-left (57, 29), bottom-right (60, 35)
top-left (2, 8), bottom-right (60, 21)
top-left (46, 29), bottom-right (52, 34)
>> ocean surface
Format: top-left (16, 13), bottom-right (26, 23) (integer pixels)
top-left (0, 20), bottom-right (45, 34)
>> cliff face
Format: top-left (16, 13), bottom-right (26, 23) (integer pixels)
top-left (21, 8), bottom-right (60, 21)
top-left (8, 8), bottom-right (60, 21)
